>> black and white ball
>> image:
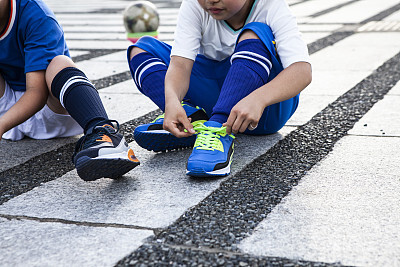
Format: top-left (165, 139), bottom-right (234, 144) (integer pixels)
top-left (123, 1), bottom-right (160, 33)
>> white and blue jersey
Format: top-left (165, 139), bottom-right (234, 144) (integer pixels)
top-left (0, 0), bottom-right (69, 91)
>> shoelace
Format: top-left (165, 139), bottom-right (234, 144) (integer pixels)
top-left (80, 120), bottom-right (119, 150)
top-left (193, 125), bottom-right (235, 151)
top-left (151, 113), bottom-right (164, 123)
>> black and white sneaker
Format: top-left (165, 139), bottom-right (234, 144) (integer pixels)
top-left (73, 120), bottom-right (140, 181)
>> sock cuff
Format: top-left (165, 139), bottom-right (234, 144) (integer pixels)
top-left (231, 39), bottom-right (273, 83)
top-left (234, 39), bottom-right (272, 55)
top-left (130, 52), bottom-right (167, 88)
top-left (51, 67), bottom-right (96, 108)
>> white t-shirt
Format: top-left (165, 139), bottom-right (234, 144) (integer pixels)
top-left (171, 0), bottom-right (310, 69)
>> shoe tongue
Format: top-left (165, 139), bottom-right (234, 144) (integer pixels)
top-left (204, 121), bottom-right (222, 128)
top-left (101, 124), bottom-right (114, 130)
top-left (95, 124), bottom-right (115, 133)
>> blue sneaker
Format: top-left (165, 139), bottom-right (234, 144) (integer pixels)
top-left (73, 120), bottom-right (140, 181)
top-left (134, 103), bottom-right (208, 152)
top-left (186, 121), bottom-right (235, 177)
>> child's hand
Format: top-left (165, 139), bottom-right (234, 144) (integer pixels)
top-left (223, 94), bottom-right (264, 135)
top-left (163, 102), bottom-right (196, 138)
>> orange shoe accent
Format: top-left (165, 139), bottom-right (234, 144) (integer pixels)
top-left (128, 149), bottom-right (139, 162)
top-left (96, 135), bottom-right (112, 143)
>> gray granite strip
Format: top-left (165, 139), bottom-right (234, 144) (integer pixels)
top-left (72, 49), bottom-right (122, 63)
top-left (117, 243), bottom-right (341, 267)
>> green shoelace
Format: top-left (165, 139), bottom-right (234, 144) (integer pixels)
top-left (193, 124), bottom-right (235, 152)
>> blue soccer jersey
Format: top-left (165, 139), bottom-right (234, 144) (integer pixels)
top-left (0, 0), bottom-right (69, 91)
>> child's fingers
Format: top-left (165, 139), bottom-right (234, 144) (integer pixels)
top-left (239, 121), bottom-right (250, 133)
top-left (233, 120), bottom-right (245, 134)
top-left (224, 113), bottom-right (237, 135)
top-left (166, 121), bottom-right (192, 138)
top-left (181, 118), bottom-right (195, 134)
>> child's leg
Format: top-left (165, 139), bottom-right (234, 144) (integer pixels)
top-left (45, 55), bottom-right (139, 181)
top-left (128, 37), bottom-right (210, 152)
top-left (210, 23), bottom-right (299, 135)
top-left (187, 23), bottom-right (299, 177)
top-left (240, 23), bottom-right (299, 134)
top-left (45, 55), bottom-right (108, 134)
top-left (210, 31), bottom-right (272, 124)
top-left (128, 36), bottom-right (171, 111)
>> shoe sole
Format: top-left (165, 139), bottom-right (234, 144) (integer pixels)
top-left (75, 150), bottom-right (140, 181)
top-left (134, 130), bottom-right (196, 152)
top-left (186, 164), bottom-right (231, 177)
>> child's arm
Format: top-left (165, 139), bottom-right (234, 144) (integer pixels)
top-left (163, 56), bottom-right (196, 137)
top-left (224, 61), bottom-right (312, 134)
top-left (0, 71), bottom-right (49, 140)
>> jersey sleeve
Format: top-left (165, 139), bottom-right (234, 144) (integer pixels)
top-left (170, 0), bottom-right (203, 61)
top-left (22, 4), bottom-right (68, 73)
top-left (268, 0), bottom-right (311, 69)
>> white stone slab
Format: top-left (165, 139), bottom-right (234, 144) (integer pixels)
top-left (158, 32), bottom-right (175, 41)
top-left (0, 129), bottom-right (292, 229)
top-left (0, 218), bottom-right (152, 267)
top-left (60, 20), bottom-right (123, 26)
top-left (311, 32), bottom-right (400, 72)
top-left (349, 82), bottom-right (400, 137)
top-left (66, 40), bottom-right (131, 50)
top-left (75, 60), bottom-right (129, 80)
top-left (99, 79), bottom-right (137, 94)
top-left (100, 91), bottom-right (158, 124)
top-left (287, 31), bottom-right (400, 126)
top-left (239, 135), bottom-right (400, 267)
top-left (62, 26), bottom-right (125, 33)
top-left (289, 0), bottom-right (350, 18)
top-left (46, 0), bottom-right (129, 12)
top-left (302, 70), bottom-right (370, 96)
top-left (311, 0), bottom-right (400, 24)
top-left (56, 14), bottom-right (122, 21)
top-left (90, 50), bottom-right (127, 62)
top-left (65, 32), bottom-right (127, 41)
top-left (158, 25), bottom-right (179, 32)
top-left (286, 94), bottom-right (338, 126)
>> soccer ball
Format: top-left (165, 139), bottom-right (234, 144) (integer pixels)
top-left (123, 1), bottom-right (159, 43)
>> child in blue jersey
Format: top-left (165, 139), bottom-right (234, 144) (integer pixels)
top-left (128, 0), bottom-right (312, 177)
top-left (0, 0), bottom-right (140, 181)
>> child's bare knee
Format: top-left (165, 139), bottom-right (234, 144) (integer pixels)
top-left (129, 46), bottom-right (147, 60)
top-left (48, 55), bottom-right (75, 71)
top-left (238, 30), bottom-right (260, 42)
top-left (46, 55), bottom-right (76, 87)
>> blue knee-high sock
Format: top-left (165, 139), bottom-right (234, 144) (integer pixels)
top-left (51, 67), bottom-right (108, 134)
top-left (210, 39), bottom-right (273, 124)
top-left (129, 52), bottom-right (167, 111)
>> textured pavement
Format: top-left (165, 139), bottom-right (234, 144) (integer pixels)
top-left (1, 0), bottom-right (400, 266)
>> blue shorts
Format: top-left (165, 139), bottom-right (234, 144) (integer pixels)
top-left (128, 22), bottom-right (299, 135)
